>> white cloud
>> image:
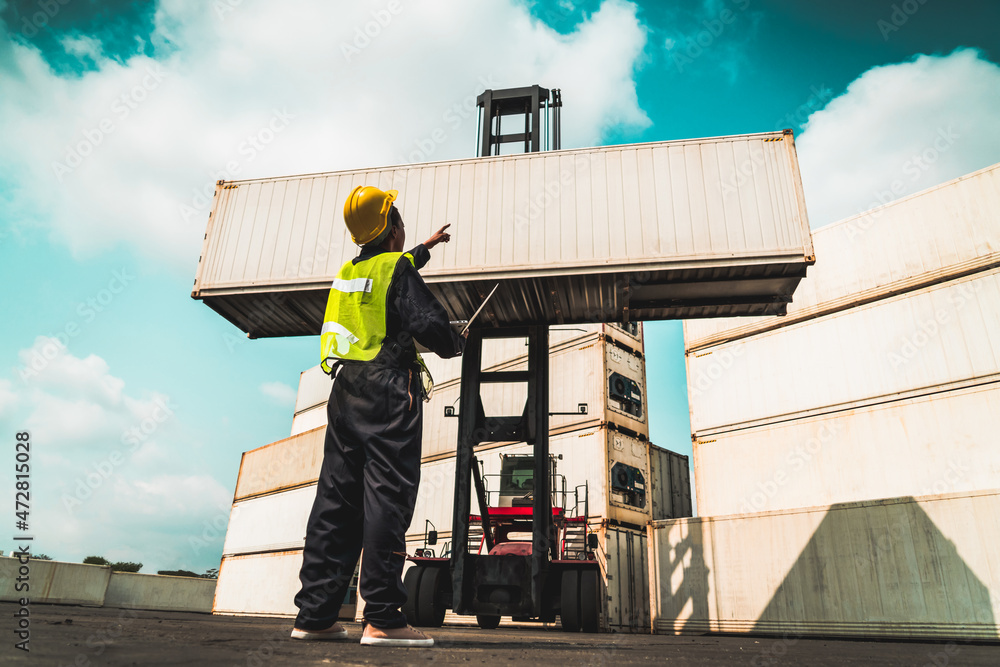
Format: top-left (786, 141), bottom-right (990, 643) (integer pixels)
top-left (259, 380), bottom-right (296, 406)
top-left (0, 0), bottom-right (649, 269)
top-left (60, 34), bottom-right (104, 61)
top-left (797, 48), bottom-right (1000, 227)
top-left (0, 336), bottom-right (230, 573)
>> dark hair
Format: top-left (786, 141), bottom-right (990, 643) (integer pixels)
top-left (388, 205), bottom-right (403, 229)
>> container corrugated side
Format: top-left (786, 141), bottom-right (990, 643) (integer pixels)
top-left (223, 485), bottom-right (314, 556)
top-left (603, 526), bottom-right (650, 633)
top-left (193, 131), bottom-right (814, 337)
top-left (692, 381), bottom-right (1000, 516)
top-left (214, 551), bottom-right (303, 617)
top-left (688, 267), bottom-right (1000, 436)
top-left (234, 427), bottom-right (324, 501)
top-left (407, 426), bottom-right (656, 542)
top-left (292, 334), bottom-right (650, 460)
top-left (685, 161), bottom-right (1000, 351)
top-left (647, 489), bottom-right (1000, 639)
top-left (649, 445), bottom-right (692, 520)
top-left (292, 323), bottom-right (644, 431)
top-left (423, 335), bottom-right (650, 460)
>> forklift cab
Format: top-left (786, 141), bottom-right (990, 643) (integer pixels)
top-left (497, 454), bottom-right (547, 508)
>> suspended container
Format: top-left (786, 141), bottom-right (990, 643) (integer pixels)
top-left (192, 131), bottom-right (814, 335)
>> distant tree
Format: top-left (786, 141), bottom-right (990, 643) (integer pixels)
top-left (110, 561), bottom-right (143, 573)
top-left (158, 569), bottom-right (199, 578)
top-left (32, 553), bottom-right (53, 560)
top-left (201, 568), bottom-right (219, 579)
top-left (84, 556), bottom-right (109, 565)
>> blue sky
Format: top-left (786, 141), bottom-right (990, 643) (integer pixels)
top-left (1, 0), bottom-right (998, 573)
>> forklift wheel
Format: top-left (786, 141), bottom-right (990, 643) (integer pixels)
top-left (476, 614), bottom-right (501, 629)
top-left (579, 569), bottom-right (601, 633)
top-left (416, 566), bottom-right (448, 627)
top-left (560, 570), bottom-right (580, 632)
top-left (402, 565), bottom-right (423, 625)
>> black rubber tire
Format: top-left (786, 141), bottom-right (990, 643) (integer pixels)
top-left (560, 569), bottom-right (580, 632)
top-left (476, 614), bottom-right (502, 629)
top-left (579, 569), bottom-right (601, 633)
top-left (401, 565), bottom-right (423, 626)
top-left (417, 566), bottom-right (448, 627)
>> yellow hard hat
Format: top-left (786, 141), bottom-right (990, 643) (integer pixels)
top-left (343, 185), bottom-right (398, 245)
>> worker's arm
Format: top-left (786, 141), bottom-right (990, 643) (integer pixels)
top-left (407, 225), bottom-right (451, 271)
top-left (392, 260), bottom-right (465, 359)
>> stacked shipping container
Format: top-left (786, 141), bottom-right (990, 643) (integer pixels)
top-left (685, 162), bottom-right (1000, 516)
top-left (215, 323), bottom-right (692, 632)
top-left (649, 162), bottom-right (1000, 639)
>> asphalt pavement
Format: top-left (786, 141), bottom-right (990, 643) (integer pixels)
top-left (3, 602), bottom-right (998, 666)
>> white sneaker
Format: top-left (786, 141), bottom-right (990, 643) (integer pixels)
top-left (290, 622), bottom-right (348, 640)
top-left (360, 624), bottom-right (434, 647)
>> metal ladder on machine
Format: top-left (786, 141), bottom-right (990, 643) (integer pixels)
top-left (561, 483), bottom-right (591, 560)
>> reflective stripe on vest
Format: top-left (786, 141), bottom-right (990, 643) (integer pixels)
top-left (320, 251), bottom-right (414, 373)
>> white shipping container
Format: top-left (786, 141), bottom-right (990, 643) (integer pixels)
top-left (224, 426), bottom-right (672, 562)
top-left (234, 427), bottom-right (324, 501)
top-left (685, 161), bottom-right (1000, 351)
top-left (693, 381), bottom-right (1000, 517)
top-left (407, 427), bottom-right (657, 541)
top-left (648, 489), bottom-right (1000, 640)
top-left (290, 323), bottom-right (645, 436)
top-left (214, 551), bottom-right (303, 617)
top-left (293, 334), bottom-right (650, 454)
top-left (688, 268), bottom-right (1000, 436)
top-left (223, 485), bottom-right (315, 556)
top-left (649, 445), bottom-right (693, 520)
top-left (193, 131), bottom-right (814, 337)
top-left (602, 526), bottom-right (650, 633)
top-left (290, 406), bottom-right (326, 437)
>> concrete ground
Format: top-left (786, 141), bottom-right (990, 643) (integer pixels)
top-left (3, 602), bottom-right (998, 666)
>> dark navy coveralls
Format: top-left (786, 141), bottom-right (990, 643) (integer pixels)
top-left (294, 243), bottom-right (464, 630)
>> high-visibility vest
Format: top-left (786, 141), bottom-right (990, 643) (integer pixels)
top-left (320, 251), bottom-right (414, 373)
